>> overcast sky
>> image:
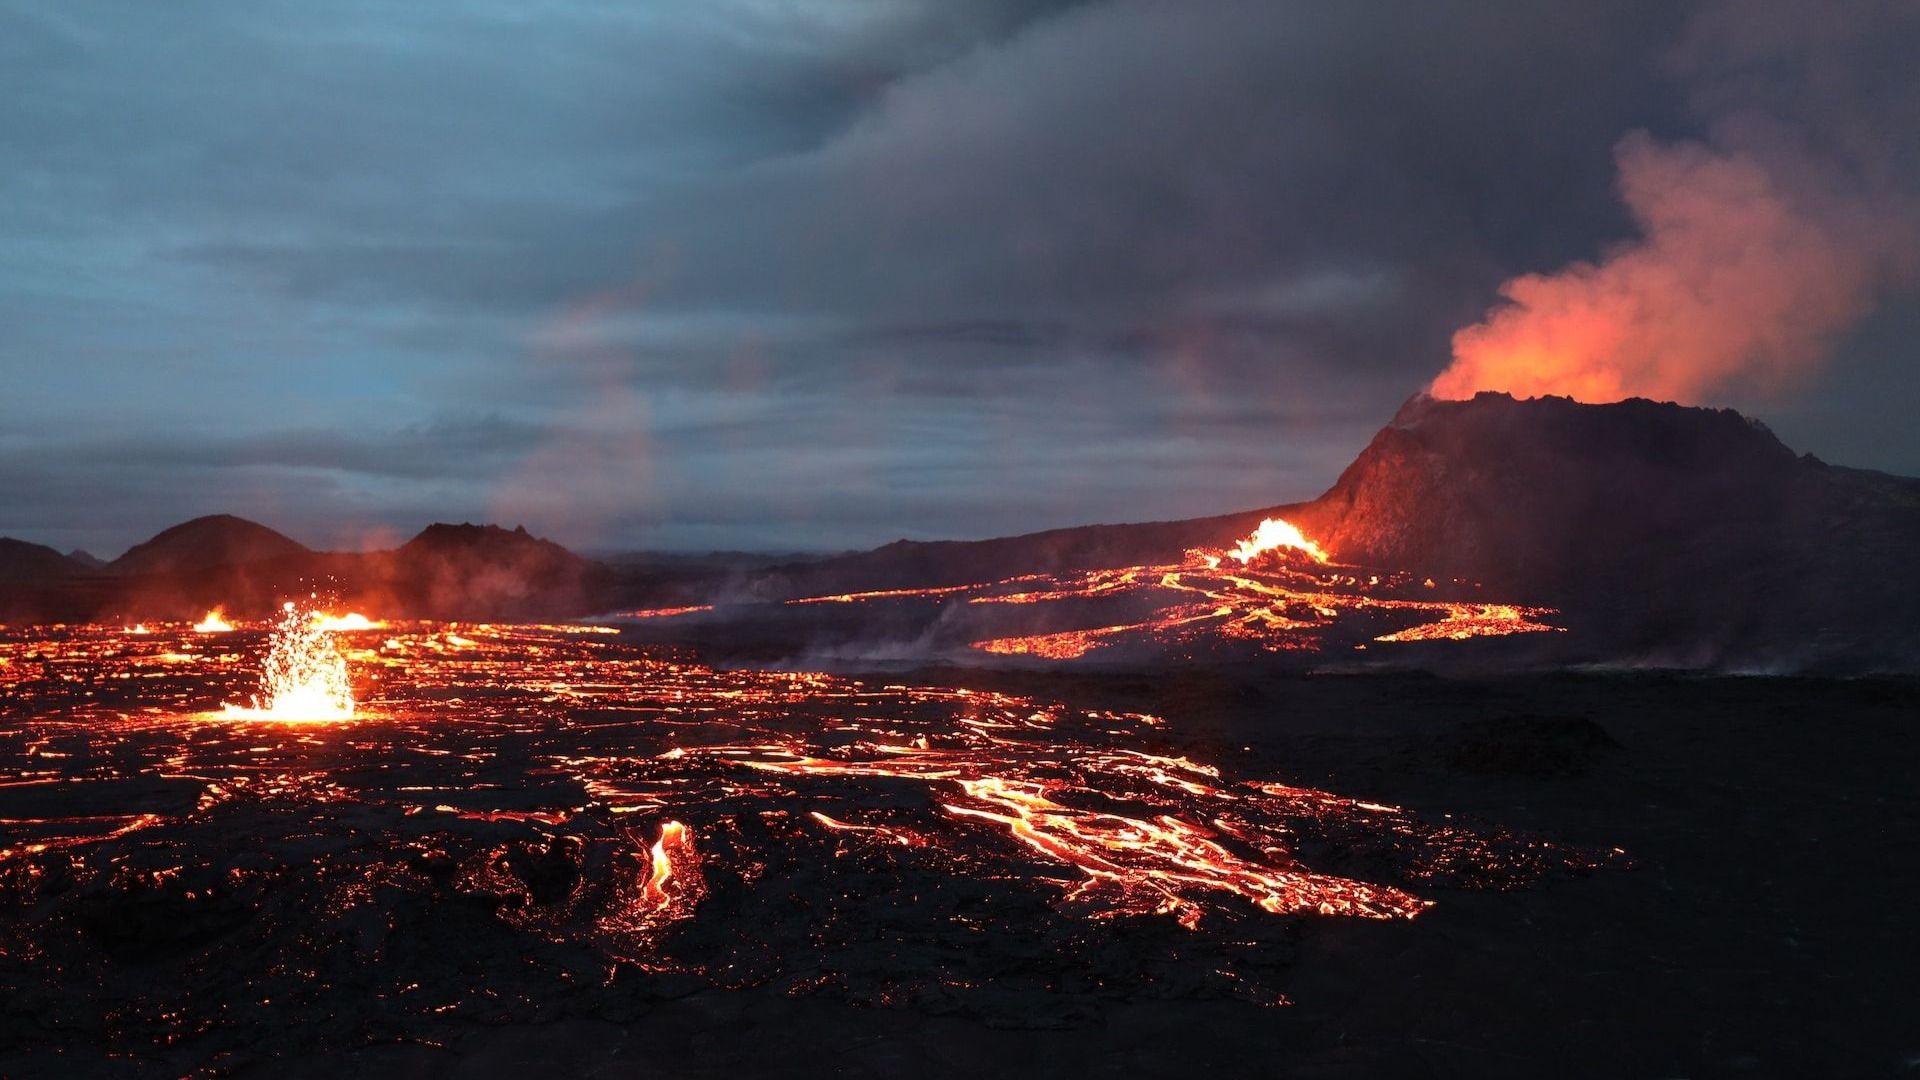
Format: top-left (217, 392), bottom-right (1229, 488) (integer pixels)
top-left (3, 0), bottom-right (1915, 556)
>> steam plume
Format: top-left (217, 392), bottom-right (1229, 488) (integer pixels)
top-left (1433, 2), bottom-right (1919, 405)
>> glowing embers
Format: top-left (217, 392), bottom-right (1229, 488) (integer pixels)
top-left (193, 607), bottom-right (235, 633)
top-left (218, 602), bottom-right (355, 722)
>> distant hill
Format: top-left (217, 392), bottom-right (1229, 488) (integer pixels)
top-left (110, 515), bottom-right (311, 576)
top-left (0, 538), bottom-right (90, 582)
top-left (0, 516), bottom-right (622, 623)
top-left (377, 523), bottom-right (604, 619)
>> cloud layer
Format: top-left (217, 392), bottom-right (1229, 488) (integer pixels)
top-left (1, 1), bottom-right (1913, 555)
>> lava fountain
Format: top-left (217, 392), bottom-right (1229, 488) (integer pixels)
top-left (1224, 516), bottom-right (1329, 565)
top-left (218, 602), bottom-right (356, 721)
top-left (193, 607), bottom-right (235, 633)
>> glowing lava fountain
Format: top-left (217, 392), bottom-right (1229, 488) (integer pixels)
top-left (219, 603), bottom-right (356, 722)
top-left (1224, 516), bottom-right (1329, 565)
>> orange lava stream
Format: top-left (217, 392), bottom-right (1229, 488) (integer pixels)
top-left (778, 518), bottom-right (1560, 660)
top-left (715, 735), bottom-right (1438, 927)
top-left (943, 777), bottom-right (1428, 925)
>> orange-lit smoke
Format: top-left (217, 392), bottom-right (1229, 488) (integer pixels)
top-left (1432, 133), bottom-right (1900, 404)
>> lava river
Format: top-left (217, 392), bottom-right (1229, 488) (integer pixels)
top-left (0, 618), bottom-right (1618, 1053)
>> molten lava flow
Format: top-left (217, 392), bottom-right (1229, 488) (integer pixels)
top-left (218, 603), bottom-right (355, 722)
top-left (616, 605), bottom-right (713, 619)
top-left (943, 776), bottom-right (1429, 926)
top-left (598, 818), bottom-right (706, 944)
top-left (642, 820), bottom-right (694, 910)
top-left (193, 608), bottom-right (234, 633)
top-left (1225, 517), bottom-right (1329, 565)
top-left (310, 612), bottom-right (385, 632)
top-left (1374, 605), bottom-right (1560, 642)
top-left (766, 513), bottom-right (1556, 661)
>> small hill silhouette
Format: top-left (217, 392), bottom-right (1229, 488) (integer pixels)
top-left (111, 515), bottom-right (311, 576)
top-left (0, 538), bottom-right (90, 582)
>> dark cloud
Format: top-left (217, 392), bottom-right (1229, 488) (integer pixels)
top-left (0, 1), bottom-right (1913, 555)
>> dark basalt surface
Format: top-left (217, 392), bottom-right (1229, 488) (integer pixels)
top-left (3, 635), bottom-right (1915, 1077)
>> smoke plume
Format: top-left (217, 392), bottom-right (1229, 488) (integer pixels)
top-left (1433, 1), bottom-right (1919, 404)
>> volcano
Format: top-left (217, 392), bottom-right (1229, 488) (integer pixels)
top-left (380, 522), bottom-right (604, 619)
top-left (1289, 393), bottom-right (1920, 667)
top-left (723, 393), bottom-right (1920, 671)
